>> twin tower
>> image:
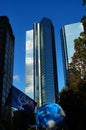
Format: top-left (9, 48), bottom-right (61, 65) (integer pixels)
top-left (25, 18), bottom-right (58, 107)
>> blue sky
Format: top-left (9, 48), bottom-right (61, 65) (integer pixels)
top-left (0, 0), bottom-right (85, 92)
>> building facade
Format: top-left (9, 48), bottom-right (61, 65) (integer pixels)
top-left (60, 22), bottom-right (84, 87)
top-left (0, 16), bottom-right (15, 119)
top-left (25, 18), bottom-right (58, 107)
top-left (25, 30), bottom-right (34, 99)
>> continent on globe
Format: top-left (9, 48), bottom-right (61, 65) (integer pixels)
top-left (36, 103), bottom-right (66, 130)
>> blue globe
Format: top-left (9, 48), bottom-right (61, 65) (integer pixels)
top-left (36, 103), bottom-right (66, 129)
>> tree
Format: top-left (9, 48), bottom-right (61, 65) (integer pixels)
top-left (11, 110), bottom-right (36, 130)
top-left (82, 0), bottom-right (86, 6)
top-left (67, 31), bottom-right (86, 89)
top-left (59, 86), bottom-right (86, 130)
top-left (59, 23), bottom-right (86, 129)
top-left (81, 16), bottom-right (86, 31)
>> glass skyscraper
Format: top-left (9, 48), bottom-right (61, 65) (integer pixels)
top-left (25, 18), bottom-right (58, 107)
top-left (61, 22), bottom-right (84, 87)
top-left (0, 16), bottom-right (15, 119)
top-left (25, 30), bottom-right (34, 99)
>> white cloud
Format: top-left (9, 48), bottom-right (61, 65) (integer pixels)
top-left (26, 75), bottom-right (33, 81)
top-left (25, 86), bottom-right (33, 93)
top-left (26, 58), bottom-right (33, 64)
top-left (47, 120), bottom-right (56, 128)
top-left (25, 86), bottom-right (34, 99)
top-left (13, 75), bottom-right (20, 82)
top-left (26, 30), bottom-right (33, 41)
top-left (26, 31), bottom-right (33, 52)
top-left (26, 40), bottom-right (33, 50)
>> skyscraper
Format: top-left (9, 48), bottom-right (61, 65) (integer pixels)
top-left (0, 16), bottom-right (15, 119)
top-left (25, 30), bottom-right (34, 99)
top-left (25, 18), bottom-right (58, 107)
top-left (60, 22), bottom-right (84, 87)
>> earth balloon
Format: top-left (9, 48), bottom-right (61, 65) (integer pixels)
top-left (36, 103), bottom-right (66, 129)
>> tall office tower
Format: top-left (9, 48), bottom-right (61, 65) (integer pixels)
top-left (25, 30), bottom-right (34, 99)
top-left (25, 18), bottom-right (58, 107)
top-left (60, 22), bottom-right (84, 87)
top-left (0, 16), bottom-right (15, 119)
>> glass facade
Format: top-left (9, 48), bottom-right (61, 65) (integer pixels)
top-left (0, 16), bottom-right (15, 119)
top-left (39, 18), bottom-right (58, 105)
top-left (25, 18), bottom-right (58, 108)
top-left (25, 30), bottom-right (34, 99)
top-left (33, 23), bottom-right (42, 106)
top-left (61, 22), bottom-right (84, 86)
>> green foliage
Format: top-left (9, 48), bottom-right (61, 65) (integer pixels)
top-left (82, 0), bottom-right (86, 6)
top-left (70, 32), bottom-right (86, 79)
top-left (11, 110), bottom-right (36, 130)
top-left (67, 31), bottom-right (86, 90)
top-left (59, 85), bottom-right (86, 130)
top-left (81, 16), bottom-right (86, 31)
top-left (59, 27), bottom-right (86, 129)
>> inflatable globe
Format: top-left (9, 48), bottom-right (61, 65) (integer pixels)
top-left (36, 103), bottom-right (66, 129)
